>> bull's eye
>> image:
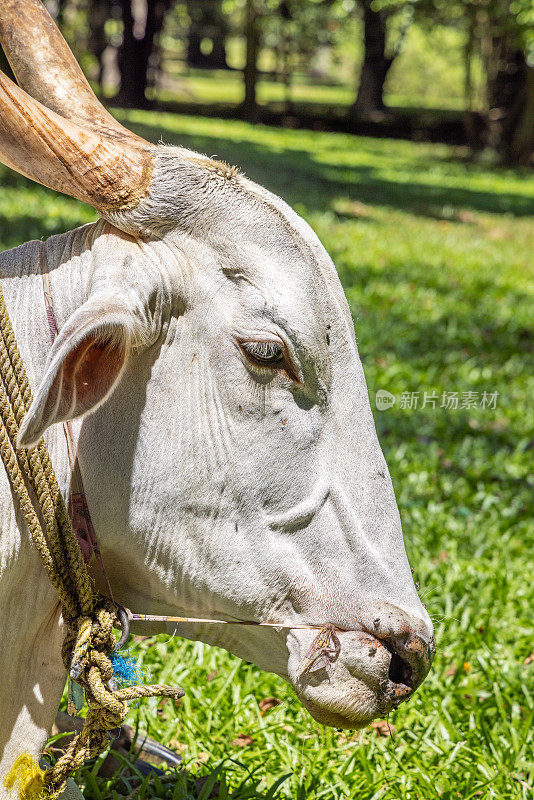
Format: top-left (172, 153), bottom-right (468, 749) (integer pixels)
top-left (241, 340), bottom-right (285, 366)
top-left (239, 338), bottom-right (301, 384)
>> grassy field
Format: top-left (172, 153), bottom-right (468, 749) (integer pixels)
top-left (154, 69), bottom-right (465, 113)
top-left (1, 114), bottom-right (533, 799)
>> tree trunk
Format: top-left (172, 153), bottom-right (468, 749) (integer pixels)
top-left (187, 26), bottom-right (228, 69)
top-left (464, 13), bottom-right (476, 111)
top-left (186, 27), bottom-right (204, 67)
top-left (88, 0), bottom-right (110, 93)
top-left (351, 1), bottom-right (393, 119)
top-left (242, 0), bottom-right (260, 121)
top-left (282, 28), bottom-right (293, 115)
top-left (186, 1), bottom-right (229, 69)
top-left (210, 35), bottom-right (228, 70)
top-left (487, 37), bottom-right (533, 165)
top-left (117, 0), bottom-right (174, 108)
top-left (509, 64), bottom-right (534, 166)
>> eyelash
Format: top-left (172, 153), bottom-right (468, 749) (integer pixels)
top-left (241, 340), bottom-right (285, 366)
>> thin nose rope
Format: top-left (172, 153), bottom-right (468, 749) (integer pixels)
top-left (127, 614), bottom-right (343, 681)
top-left (128, 612), bottom-right (330, 629)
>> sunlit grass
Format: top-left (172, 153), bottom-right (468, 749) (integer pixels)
top-left (155, 68), bottom-right (466, 112)
top-left (1, 114), bottom-right (532, 798)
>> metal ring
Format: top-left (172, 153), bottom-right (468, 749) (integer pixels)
top-left (114, 603), bottom-right (130, 650)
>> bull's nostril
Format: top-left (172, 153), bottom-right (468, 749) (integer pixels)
top-left (388, 651), bottom-right (413, 688)
top-left (378, 631), bottom-right (435, 712)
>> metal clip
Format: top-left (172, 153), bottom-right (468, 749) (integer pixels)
top-left (114, 603), bottom-right (130, 650)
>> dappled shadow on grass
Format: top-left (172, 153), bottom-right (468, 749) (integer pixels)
top-left (339, 258), bottom-right (531, 508)
top-left (344, 263), bottom-right (532, 356)
top-left (376, 409), bottom-right (519, 465)
top-left (125, 116), bottom-right (534, 219)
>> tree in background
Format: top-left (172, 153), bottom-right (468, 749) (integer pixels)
top-left (117, 0), bottom-right (177, 106)
top-left (270, 0), bottom-right (294, 112)
top-left (483, 0), bottom-right (533, 165)
top-left (267, 0), bottom-right (337, 113)
top-left (414, 0), bottom-right (533, 164)
top-left (186, 0), bottom-right (229, 69)
top-left (349, 0), bottom-right (412, 119)
top-left (87, 0), bottom-right (113, 92)
top-left (15, 0), bottom-right (532, 164)
top-left (242, 0), bottom-right (262, 120)
top-left (44, 0), bottom-right (177, 107)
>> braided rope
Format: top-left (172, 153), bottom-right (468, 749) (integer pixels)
top-left (0, 286), bottom-right (184, 799)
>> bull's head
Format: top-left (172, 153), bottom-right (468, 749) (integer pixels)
top-left (0, 0), bottom-right (434, 729)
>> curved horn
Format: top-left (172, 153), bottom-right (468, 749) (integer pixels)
top-left (0, 71), bottom-right (152, 211)
top-left (0, 0), bottom-right (146, 147)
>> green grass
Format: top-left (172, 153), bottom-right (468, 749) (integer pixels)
top-left (152, 69), bottom-right (465, 115)
top-left (157, 68), bottom-right (353, 108)
top-left (1, 114), bottom-right (533, 799)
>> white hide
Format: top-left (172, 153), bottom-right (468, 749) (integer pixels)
top-left (0, 147), bottom-right (434, 796)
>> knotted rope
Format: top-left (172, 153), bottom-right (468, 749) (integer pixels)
top-left (0, 286), bottom-right (183, 800)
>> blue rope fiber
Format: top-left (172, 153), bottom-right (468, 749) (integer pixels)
top-left (110, 649), bottom-right (145, 689)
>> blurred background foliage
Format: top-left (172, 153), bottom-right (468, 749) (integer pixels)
top-left (7, 0), bottom-right (529, 165)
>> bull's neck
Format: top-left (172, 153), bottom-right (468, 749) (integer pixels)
top-left (0, 222), bottom-right (99, 513)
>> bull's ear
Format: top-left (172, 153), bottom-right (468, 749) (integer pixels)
top-left (17, 294), bottom-right (135, 448)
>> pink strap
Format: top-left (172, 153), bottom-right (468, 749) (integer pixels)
top-left (42, 272), bottom-right (114, 599)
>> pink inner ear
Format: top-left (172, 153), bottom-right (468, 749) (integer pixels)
top-left (57, 333), bottom-right (126, 419)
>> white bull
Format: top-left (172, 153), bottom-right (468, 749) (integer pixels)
top-left (0, 1), bottom-right (435, 796)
